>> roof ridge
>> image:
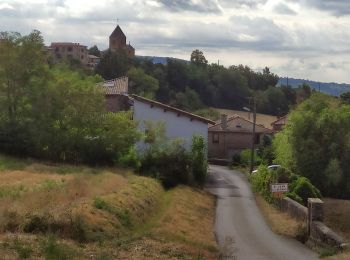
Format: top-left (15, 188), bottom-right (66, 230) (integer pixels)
top-left (132, 94), bottom-right (215, 125)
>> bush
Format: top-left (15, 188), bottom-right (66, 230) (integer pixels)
top-left (240, 149), bottom-right (262, 167)
top-left (40, 235), bottom-right (76, 260)
top-left (139, 135), bottom-right (208, 188)
top-left (251, 165), bottom-right (321, 205)
top-left (190, 135), bottom-right (208, 186)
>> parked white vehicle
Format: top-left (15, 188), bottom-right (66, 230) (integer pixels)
top-left (252, 164), bottom-right (281, 174)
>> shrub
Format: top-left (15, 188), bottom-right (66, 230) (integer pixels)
top-left (251, 166), bottom-right (321, 206)
top-left (139, 140), bottom-right (191, 188)
top-left (40, 235), bottom-right (76, 260)
top-left (190, 135), bottom-right (208, 186)
top-left (240, 149), bottom-right (262, 166)
top-left (231, 154), bottom-right (241, 166)
top-left (12, 238), bottom-right (33, 259)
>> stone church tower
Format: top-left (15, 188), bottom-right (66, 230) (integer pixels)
top-left (109, 25), bottom-right (135, 57)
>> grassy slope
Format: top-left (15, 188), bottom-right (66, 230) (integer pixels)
top-left (0, 155), bottom-right (217, 259)
top-left (215, 108), bottom-right (277, 129)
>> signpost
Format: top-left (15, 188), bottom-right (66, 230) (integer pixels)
top-left (270, 183), bottom-right (289, 199)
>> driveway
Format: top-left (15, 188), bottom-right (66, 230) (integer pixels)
top-left (205, 165), bottom-right (319, 260)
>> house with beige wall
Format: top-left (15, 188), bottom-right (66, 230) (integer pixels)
top-left (49, 42), bottom-right (89, 65)
top-left (208, 114), bottom-right (272, 160)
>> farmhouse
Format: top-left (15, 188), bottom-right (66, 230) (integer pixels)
top-left (132, 94), bottom-right (215, 149)
top-left (208, 114), bottom-right (272, 159)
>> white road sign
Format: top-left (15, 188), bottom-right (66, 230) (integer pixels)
top-left (270, 183), bottom-right (289, 193)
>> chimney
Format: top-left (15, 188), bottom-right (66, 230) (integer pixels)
top-left (221, 114), bottom-right (228, 130)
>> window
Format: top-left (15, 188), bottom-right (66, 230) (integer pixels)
top-left (81, 48), bottom-right (84, 52)
top-left (212, 133), bottom-right (219, 143)
top-left (68, 47), bottom-right (72, 52)
top-left (81, 55), bottom-right (84, 59)
top-left (55, 47), bottom-right (59, 52)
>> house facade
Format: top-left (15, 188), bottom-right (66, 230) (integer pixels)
top-left (132, 95), bottom-right (215, 150)
top-left (208, 114), bottom-right (272, 159)
top-left (49, 42), bottom-right (89, 65)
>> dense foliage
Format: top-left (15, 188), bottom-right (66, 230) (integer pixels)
top-left (0, 31), bottom-right (139, 164)
top-left (250, 165), bottom-right (321, 205)
top-left (273, 93), bottom-right (350, 198)
top-left (139, 134), bottom-right (208, 188)
top-left (93, 47), bottom-right (312, 116)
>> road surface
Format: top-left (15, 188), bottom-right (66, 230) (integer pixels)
top-left (205, 165), bottom-right (319, 260)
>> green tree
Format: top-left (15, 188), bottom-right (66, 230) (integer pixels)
top-left (95, 49), bottom-right (129, 80)
top-left (273, 93), bottom-right (350, 198)
top-left (128, 67), bottom-right (159, 99)
top-left (88, 45), bottom-right (100, 57)
top-left (340, 92), bottom-right (350, 104)
top-left (190, 49), bottom-right (208, 66)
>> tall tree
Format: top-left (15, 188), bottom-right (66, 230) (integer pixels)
top-left (190, 49), bottom-right (208, 66)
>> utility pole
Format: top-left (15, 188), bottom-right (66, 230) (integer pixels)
top-left (249, 97), bottom-right (257, 174)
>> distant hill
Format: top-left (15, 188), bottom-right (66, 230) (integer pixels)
top-left (278, 77), bottom-right (350, 96)
top-left (135, 55), bottom-right (189, 65)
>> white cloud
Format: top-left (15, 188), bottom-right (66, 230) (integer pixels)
top-left (0, 0), bottom-right (350, 83)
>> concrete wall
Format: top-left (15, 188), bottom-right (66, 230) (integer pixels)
top-left (208, 131), bottom-right (261, 159)
top-left (276, 197), bottom-right (308, 222)
top-left (133, 99), bottom-right (209, 150)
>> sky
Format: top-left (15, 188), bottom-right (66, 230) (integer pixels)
top-left (1, 0), bottom-right (350, 83)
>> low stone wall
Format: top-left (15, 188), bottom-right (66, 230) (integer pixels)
top-left (275, 197), bottom-right (308, 222)
top-left (309, 221), bottom-right (347, 250)
top-left (275, 197), bottom-right (347, 251)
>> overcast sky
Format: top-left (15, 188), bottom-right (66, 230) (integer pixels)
top-left (1, 0), bottom-right (350, 83)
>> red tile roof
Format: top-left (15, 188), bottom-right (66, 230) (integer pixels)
top-left (209, 115), bottom-right (272, 133)
top-left (98, 76), bottom-right (128, 95)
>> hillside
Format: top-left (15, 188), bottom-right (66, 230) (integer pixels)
top-left (135, 55), bottom-right (189, 65)
top-left (278, 77), bottom-right (350, 96)
top-left (0, 155), bottom-right (217, 259)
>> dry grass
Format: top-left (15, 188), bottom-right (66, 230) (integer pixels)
top-left (216, 108), bottom-right (277, 129)
top-left (0, 157), bottom-right (218, 259)
top-left (323, 198), bottom-right (350, 241)
top-left (155, 186), bottom-right (217, 251)
top-left (322, 198), bottom-right (350, 260)
top-left (255, 195), bottom-right (305, 237)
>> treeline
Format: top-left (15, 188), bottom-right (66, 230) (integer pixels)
top-left (92, 47), bottom-right (312, 116)
top-left (0, 31), bottom-right (139, 164)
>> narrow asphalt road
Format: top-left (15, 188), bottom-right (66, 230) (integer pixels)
top-left (205, 165), bottom-right (319, 260)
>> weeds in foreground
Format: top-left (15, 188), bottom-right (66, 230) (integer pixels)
top-left (40, 234), bottom-right (76, 260)
top-left (93, 197), bottom-right (131, 228)
top-left (12, 237), bottom-right (33, 259)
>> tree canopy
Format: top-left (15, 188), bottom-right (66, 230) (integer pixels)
top-left (273, 93), bottom-right (350, 198)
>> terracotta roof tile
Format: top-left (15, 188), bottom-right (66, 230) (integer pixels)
top-left (209, 115), bottom-right (272, 133)
top-left (98, 76), bottom-right (128, 95)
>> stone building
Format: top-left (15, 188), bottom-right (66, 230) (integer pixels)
top-left (109, 25), bottom-right (135, 57)
top-left (49, 42), bottom-right (89, 65)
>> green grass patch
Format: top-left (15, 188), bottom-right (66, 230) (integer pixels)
top-left (0, 154), bottom-right (31, 172)
top-left (0, 185), bottom-right (28, 199)
top-left (40, 235), bottom-right (77, 260)
top-left (93, 197), bottom-right (132, 228)
top-left (12, 237), bottom-right (33, 259)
